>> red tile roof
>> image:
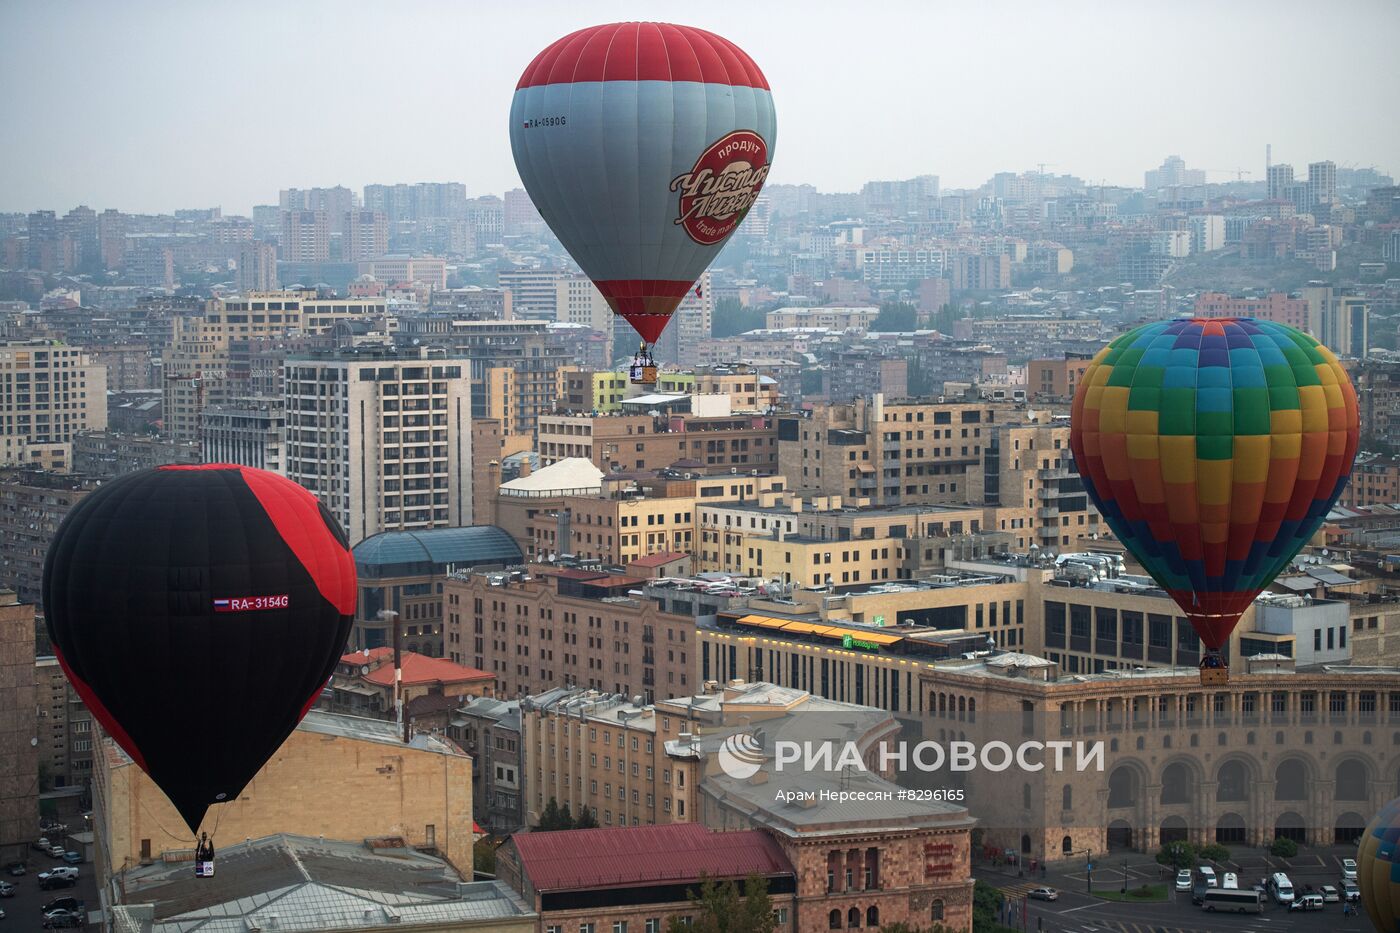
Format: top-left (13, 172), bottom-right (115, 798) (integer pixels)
top-left (628, 552), bottom-right (688, 568)
top-left (340, 647), bottom-right (493, 688)
top-left (510, 823), bottom-right (792, 892)
top-left (581, 575), bottom-right (649, 590)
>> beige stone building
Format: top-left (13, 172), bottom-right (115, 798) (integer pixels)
top-left (538, 410), bottom-right (778, 474)
top-left (777, 395), bottom-right (1021, 507)
top-left (918, 653), bottom-right (1400, 862)
top-left (92, 710), bottom-right (473, 880)
top-left (444, 568), bottom-right (696, 702)
top-left (0, 339), bottom-right (107, 466)
top-left (0, 590), bottom-right (38, 868)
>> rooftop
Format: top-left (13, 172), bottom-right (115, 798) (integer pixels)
top-left (509, 823), bottom-right (792, 892)
top-left (109, 833), bottom-right (532, 932)
top-left (340, 647), bottom-right (493, 689)
top-left (353, 526), bottom-right (522, 578)
top-left (499, 457), bottom-right (604, 497)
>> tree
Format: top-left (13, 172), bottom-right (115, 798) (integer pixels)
top-left (573, 806), bottom-right (598, 829)
top-left (1197, 842), bottom-right (1230, 863)
top-left (712, 298), bottom-right (767, 338)
top-left (871, 301), bottom-right (917, 332)
top-left (535, 798), bottom-right (567, 831)
top-left (1155, 840), bottom-right (1196, 870)
top-left (667, 874), bottom-right (776, 933)
top-left (1270, 836), bottom-right (1299, 858)
top-left (971, 879), bottom-right (1020, 933)
top-left (472, 839), bottom-right (497, 875)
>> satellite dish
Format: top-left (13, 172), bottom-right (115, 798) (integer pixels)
top-left (360, 666), bottom-right (370, 676)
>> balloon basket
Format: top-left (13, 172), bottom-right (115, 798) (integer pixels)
top-left (630, 365), bottom-right (658, 385)
top-left (1199, 666), bottom-right (1229, 686)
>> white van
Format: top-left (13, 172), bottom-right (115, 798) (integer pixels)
top-left (1198, 866), bottom-right (1218, 888)
top-left (1270, 872), bottom-right (1295, 904)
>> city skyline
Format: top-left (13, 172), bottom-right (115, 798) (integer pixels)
top-left (2, 0), bottom-right (1397, 214)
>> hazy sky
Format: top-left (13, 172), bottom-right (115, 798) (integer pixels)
top-left (2, 0), bottom-right (1397, 215)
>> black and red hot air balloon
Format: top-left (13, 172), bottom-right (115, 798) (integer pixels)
top-left (42, 465), bottom-right (356, 847)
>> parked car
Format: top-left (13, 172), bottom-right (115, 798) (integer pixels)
top-left (45, 845), bottom-right (64, 859)
top-left (1191, 883), bottom-right (1208, 906)
top-left (1342, 858), bottom-right (1358, 881)
top-left (1342, 879), bottom-right (1361, 902)
top-left (60, 852), bottom-right (81, 866)
top-left (0, 880), bottom-right (13, 897)
top-left (39, 867), bottom-right (78, 882)
top-left (6, 862), bottom-right (25, 877)
top-left (32, 837), bottom-right (50, 852)
top-left (38, 874), bottom-right (76, 891)
top-left (42, 907), bottom-right (83, 929)
top-left (1176, 870), bottom-right (1193, 891)
top-left (1289, 893), bottom-right (1325, 911)
top-left (41, 896), bottom-right (85, 915)
top-left (1222, 872), bottom-right (1238, 890)
top-left (1029, 887), bottom-right (1059, 901)
top-left (1320, 884), bottom-right (1340, 903)
top-left (0, 906), bottom-right (6, 919)
top-left (1198, 866), bottom-right (1218, 888)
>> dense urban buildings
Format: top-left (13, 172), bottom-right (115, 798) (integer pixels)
top-left (4, 46), bottom-right (1400, 932)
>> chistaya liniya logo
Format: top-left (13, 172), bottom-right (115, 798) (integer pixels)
top-left (717, 730), bottom-right (765, 779)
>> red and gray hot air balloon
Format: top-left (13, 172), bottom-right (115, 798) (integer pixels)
top-left (510, 22), bottom-right (776, 382)
top-left (42, 465), bottom-right (356, 834)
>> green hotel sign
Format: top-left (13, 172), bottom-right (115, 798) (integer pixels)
top-left (841, 633), bottom-right (880, 652)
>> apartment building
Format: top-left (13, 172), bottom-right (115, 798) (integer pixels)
top-left (35, 656), bottom-right (93, 790)
top-left (200, 400), bottom-right (285, 472)
top-left (695, 495), bottom-right (987, 586)
top-left (975, 419), bottom-right (1104, 550)
top-left (764, 306), bottom-right (878, 331)
top-left (280, 208), bottom-right (329, 262)
top-left (1192, 291), bottom-right (1311, 330)
top-left (0, 340), bottom-right (107, 466)
top-left (777, 395), bottom-right (1019, 507)
top-left (394, 319), bottom-right (572, 438)
top-left (443, 568), bottom-right (696, 702)
top-left (538, 410), bottom-right (779, 474)
top-left (1026, 355), bottom-right (1093, 401)
top-left (0, 469), bottom-right (99, 605)
top-left (283, 346), bottom-right (471, 544)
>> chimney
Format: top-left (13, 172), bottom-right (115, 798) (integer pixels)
top-left (517, 457), bottom-right (532, 478)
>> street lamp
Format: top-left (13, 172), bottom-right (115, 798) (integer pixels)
top-left (1121, 857), bottom-right (1127, 894)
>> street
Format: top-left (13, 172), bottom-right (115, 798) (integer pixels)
top-left (978, 847), bottom-right (1370, 933)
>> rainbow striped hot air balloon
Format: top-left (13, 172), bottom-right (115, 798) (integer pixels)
top-left (509, 22), bottom-right (776, 382)
top-left (1360, 798), bottom-right (1400, 931)
top-left (1070, 317), bottom-right (1359, 680)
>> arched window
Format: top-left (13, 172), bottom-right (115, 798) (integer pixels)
top-left (1062, 835), bottom-right (1073, 854)
top-left (829, 909), bottom-right (841, 930)
top-left (958, 696), bottom-right (967, 721)
top-left (931, 900), bottom-right (945, 922)
top-left (866, 906), bottom-right (879, 927)
top-left (969, 698), bottom-right (977, 722)
top-left (1023, 783), bottom-right (1031, 809)
top-left (1062, 785), bottom-right (1073, 811)
top-left (1021, 834), bottom-right (1031, 854)
top-left (847, 906), bottom-right (861, 928)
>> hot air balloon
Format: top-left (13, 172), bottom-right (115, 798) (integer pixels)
top-left (510, 22), bottom-right (776, 384)
top-left (42, 465), bottom-right (356, 844)
top-left (1359, 798), bottom-right (1400, 930)
top-left (1070, 317), bottom-right (1358, 684)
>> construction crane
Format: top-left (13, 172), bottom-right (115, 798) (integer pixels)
top-left (1204, 168), bottom-right (1254, 182)
top-left (1035, 162), bottom-right (1057, 176)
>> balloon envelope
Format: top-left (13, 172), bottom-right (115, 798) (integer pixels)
top-left (1359, 797), bottom-right (1400, 931)
top-left (510, 22), bottom-right (776, 344)
top-left (42, 465), bottom-right (356, 831)
top-left (1070, 317), bottom-right (1358, 649)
